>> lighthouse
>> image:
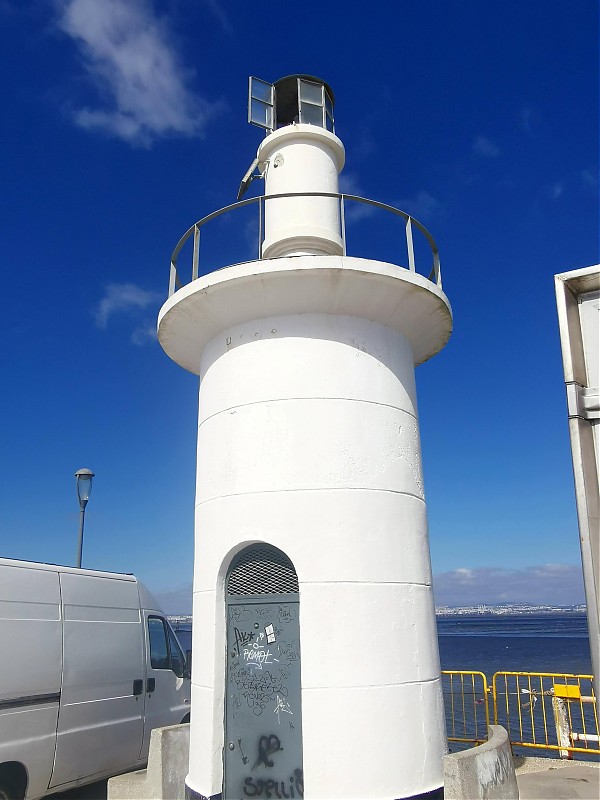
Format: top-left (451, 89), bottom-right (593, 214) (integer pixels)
top-left (158, 75), bottom-right (452, 800)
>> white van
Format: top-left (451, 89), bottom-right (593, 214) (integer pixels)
top-left (0, 558), bottom-right (191, 800)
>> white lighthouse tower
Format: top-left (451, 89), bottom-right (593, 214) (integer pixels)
top-left (158, 75), bottom-right (452, 800)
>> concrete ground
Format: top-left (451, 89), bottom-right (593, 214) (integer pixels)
top-left (45, 780), bottom-right (108, 799)
top-left (515, 756), bottom-right (600, 800)
top-left (41, 759), bottom-right (600, 799)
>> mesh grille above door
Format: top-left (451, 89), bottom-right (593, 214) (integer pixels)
top-left (227, 545), bottom-right (299, 596)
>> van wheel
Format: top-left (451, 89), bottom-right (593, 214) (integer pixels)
top-left (180, 713), bottom-right (190, 724)
top-left (0, 763), bottom-right (27, 800)
top-left (0, 778), bottom-right (21, 800)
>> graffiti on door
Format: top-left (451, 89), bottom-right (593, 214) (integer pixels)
top-left (225, 601), bottom-right (303, 799)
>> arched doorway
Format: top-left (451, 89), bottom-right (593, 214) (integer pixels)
top-left (224, 545), bottom-right (303, 798)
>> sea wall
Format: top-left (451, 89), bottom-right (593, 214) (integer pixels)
top-left (444, 725), bottom-right (518, 799)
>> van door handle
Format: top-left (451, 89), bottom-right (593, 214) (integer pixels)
top-left (146, 678), bottom-right (156, 693)
top-left (133, 679), bottom-right (143, 696)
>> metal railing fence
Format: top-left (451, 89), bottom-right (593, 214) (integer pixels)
top-left (442, 669), bottom-right (599, 757)
top-left (167, 193), bottom-right (441, 297)
top-left (442, 670), bottom-right (490, 746)
top-left (492, 671), bottom-right (599, 757)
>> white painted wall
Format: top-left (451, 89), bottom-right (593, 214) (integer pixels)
top-left (184, 312), bottom-right (447, 799)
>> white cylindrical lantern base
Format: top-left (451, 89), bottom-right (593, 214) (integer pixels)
top-left (258, 125), bottom-right (345, 258)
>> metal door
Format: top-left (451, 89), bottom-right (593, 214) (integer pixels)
top-left (224, 546), bottom-right (303, 799)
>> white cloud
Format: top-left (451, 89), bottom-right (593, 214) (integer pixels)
top-left (338, 173), bottom-right (365, 197)
top-left (56, 0), bottom-right (222, 145)
top-left (203, 0), bottom-right (232, 34)
top-left (395, 190), bottom-right (441, 222)
top-left (454, 567), bottom-right (474, 580)
top-left (520, 105), bottom-right (538, 136)
top-left (472, 136), bottom-right (499, 158)
top-left (339, 172), bottom-right (376, 223)
top-left (433, 564), bottom-right (585, 607)
top-left (94, 282), bottom-right (160, 328)
top-left (131, 321), bottom-right (158, 345)
top-left (581, 168), bottom-right (598, 191)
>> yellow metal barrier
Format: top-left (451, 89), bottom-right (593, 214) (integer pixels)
top-left (442, 671), bottom-right (491, 746)
top-left (491, 672), bottom-right (599, 757)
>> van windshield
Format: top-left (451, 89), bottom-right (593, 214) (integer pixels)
top-left (167, 625), bottom-right (185, 678)
top-left (148, 617), bottom-right (170, 670)
top-left (148, 616), bottom-right (186, 677)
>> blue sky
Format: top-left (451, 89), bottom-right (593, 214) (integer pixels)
top-left (1, 0), bottom-right (597, 613)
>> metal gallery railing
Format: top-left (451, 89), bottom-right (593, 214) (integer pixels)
top-left (167, 193), bottom-right (442, 297)
top-left (443, 669), bottom-right (599, 758)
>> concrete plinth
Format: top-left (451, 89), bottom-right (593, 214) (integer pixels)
top-left (107, 724), bottom-right (189, 800)
top-left (443, 726), bottom-right (519, 800)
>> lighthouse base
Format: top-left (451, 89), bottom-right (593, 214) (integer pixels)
top-left (184, 780), bottom-right (443, 800)
top-left (185, 785), bottom-right (221, 800)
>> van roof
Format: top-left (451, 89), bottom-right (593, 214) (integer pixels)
top-left (0, 556), bottom-right (137, 581)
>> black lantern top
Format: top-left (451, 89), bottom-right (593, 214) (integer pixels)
top-left (248, 75), bottom-right (335, 134)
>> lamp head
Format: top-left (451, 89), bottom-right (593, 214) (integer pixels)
top-left (248, 74), bottom-right (335, 134)
top-left (75, 468), bottom-right (95, 509)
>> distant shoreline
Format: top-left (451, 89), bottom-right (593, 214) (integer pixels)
top-left (168, 605), bottom-right (587, 623)
top-left (435, 605), bottom-right (586, 617)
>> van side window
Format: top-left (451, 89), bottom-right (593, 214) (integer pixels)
top-left (167, 625), bottom-right (185, 678)
top-left (148, 617), bottom-right (169, 670)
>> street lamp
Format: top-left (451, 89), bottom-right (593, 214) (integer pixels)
top-left (75, 468), bottom-right (95, 568)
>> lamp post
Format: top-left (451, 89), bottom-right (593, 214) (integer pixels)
top-left (75, 468), bottom-right (94, 569)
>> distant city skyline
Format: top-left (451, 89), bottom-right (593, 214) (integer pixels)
top-left (168, 604), bottom-right (588, 622)
top-left (154, 562), bottom-right (587, 615)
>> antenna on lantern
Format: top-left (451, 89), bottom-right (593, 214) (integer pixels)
top-left (237, 74), bottom-right (336, 200)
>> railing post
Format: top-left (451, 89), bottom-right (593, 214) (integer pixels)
top-left (340, 194), bottom-right (346, 256)
top-left (168, 260), bottom-right (177, 297)
top-left (406, 217), bottom-right (416, 272)
top-left (192, 224), bottom-right (200, 281)
top-left (258, 196), bottom-right (263, 260)
top-left (434, 252), bottom-right (442, 287)
top-left (552, 695), bottom-right (573, 759)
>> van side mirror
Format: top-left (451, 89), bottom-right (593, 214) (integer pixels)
top-left (184, 649), bottom-right (192, 679)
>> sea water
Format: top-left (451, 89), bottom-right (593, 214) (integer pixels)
top-left (174, 614), bottom-right (593, 675)
top-left (437, 613), bottom-right (593, 676)
top-left (437, 614), bottom-right (596, 759)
